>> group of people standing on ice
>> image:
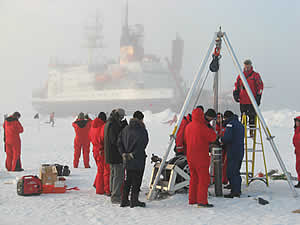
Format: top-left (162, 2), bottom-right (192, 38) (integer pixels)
top-left (72, 109), bottom-right (148, 208)
top-left (3, 59), bottom-right (300, 208)
top-left (172, 59), bottom-right (264, 207)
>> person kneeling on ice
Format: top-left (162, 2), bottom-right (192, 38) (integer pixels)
top-left (3, 112), bottom-right (24, 171)
top-left (90, 112), bottom-right (111, 195)
top-left (220, 110), bottom-right (244, 198)
top-left (293, 116), bottom-right (300, 188)
top-left (72, 112), bottom-right (91, 168)
top-left (118, 111), bottom-right (149, 208)
top-left (184, 107), bottom-right (217, 208)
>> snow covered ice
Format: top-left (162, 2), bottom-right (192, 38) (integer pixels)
top-left (1, 109), bottom-right (300, 225)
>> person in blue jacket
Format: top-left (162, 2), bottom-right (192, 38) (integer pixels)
top-left (221, 110), bottom-right (245, 198)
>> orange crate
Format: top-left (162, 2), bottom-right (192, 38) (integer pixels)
top-left (42, 184), bottom-right (66, 194)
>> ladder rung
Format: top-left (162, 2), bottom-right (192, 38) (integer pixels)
top-left (242, 160), bottom-right (253, 163)
top-left (248, 127), bottom-right (259, 130)
top-left (241, 172), bottom-right (253, 176)
top-left (246, 149), bottom-right (263, 152)
top-left (249, 177), bottom-right (266, 180)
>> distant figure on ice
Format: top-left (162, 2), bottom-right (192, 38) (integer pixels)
top-left (162, 114), bottom-right (177, 126)
top-left (90, 112), bottom-right (110, 195)
top-left (72, 112), bottom-right (91, 168)
top-left (184, 107), bottom-right (217, 208)
top-left (220, 110), bottom-right (244, 198)
top-left (233, 59), bottom-right (263, 137)
top-left (118, 111), bottom-right (149, 208)
top-left (3, 112), bottom-right (24, 171)
top-left (104, 108), bottom-right (128, 204)
top-left (293, 116), bottom-right (300, 188)
top-left (33, 113), bottom-right (39, 119)
top-left (49, 112), bottom-right (55, 127)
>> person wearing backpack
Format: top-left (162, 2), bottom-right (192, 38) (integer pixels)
top-left (233, 59), bottom-right (263, 137)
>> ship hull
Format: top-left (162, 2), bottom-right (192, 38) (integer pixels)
top-left (32, 98), bottom-right (181, 117)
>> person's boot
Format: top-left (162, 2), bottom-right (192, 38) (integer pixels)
top-left (224, 192), bottom-right (241, 198)
top-left (197, 203), bottom-right (214, 208)
top-left (295, 181), bottom-right (300, 188)
top-left (224, 184), bottom-right (231, 189)
top-left (120, 186), bottom-right (130, 207)
top-left (130, 192), bottom-right (146, 208)
top-left (14, 159), bottom-right (24, 172)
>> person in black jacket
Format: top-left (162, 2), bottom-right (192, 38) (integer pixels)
top-left (104, 108), bottom-right (128, 204)
top-left (118, 111), bottom-right (149, 208)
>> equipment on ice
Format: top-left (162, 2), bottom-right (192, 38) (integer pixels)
top-left (147, 28), bottom-right (298, 200)
top-left (149, 154), bottom-right (190, 194)
top-left (17, 175), bottom-right (42, 196)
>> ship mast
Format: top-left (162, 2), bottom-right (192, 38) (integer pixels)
top-left (83, 10), bottom-right (104, 65)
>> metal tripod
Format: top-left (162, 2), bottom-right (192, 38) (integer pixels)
top-left (147, 29), bottom-right (298, 200)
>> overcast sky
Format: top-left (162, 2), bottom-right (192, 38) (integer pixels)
top-left (0, 0), bottom-right (299, 113)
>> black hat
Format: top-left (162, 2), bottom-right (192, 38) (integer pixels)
top-left (98, 112), bottom-right (107, 122)
top-left (13, 111), bottom-right (21, 119)
top-left (224, 110), bottom-right (234, 119)
top-left (196, 105), bottom-right (204, 111)
top-left (78, 112), bottom-right (85, 119)
top-left (133, 110), bottom-right (144, 120)
top-left (205, 108), bottom-right (217, 119)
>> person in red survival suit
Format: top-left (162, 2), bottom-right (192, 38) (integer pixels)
top-left (216, 113), bottom-right (228, 185)
top-left (3, 112), bottom-right (24, 171)
top-left (91, 112), bottom-right (111, 195)
top-left (233, 59), bottom-right (263, 136)
top-left (174, 113), bottom-right (192, 156)
top-left (72, 112), bottom-right (91, 168)
top-left (184, 107), bottom-right (217, 208)
top-left (293, 116), bottom-right (300, 188)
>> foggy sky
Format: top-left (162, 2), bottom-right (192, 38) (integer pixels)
top-left (0, 0), bottom-right (299, 113)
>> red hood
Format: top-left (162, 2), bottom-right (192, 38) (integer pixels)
top-left (192, 108), bottom-right (205, 123)
top-left (243, 67), bottom-right (253, 76)
top-left (92, 118), bottom-right (105, 128)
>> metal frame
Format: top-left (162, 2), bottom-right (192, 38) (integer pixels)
top-left (223, 32), bottom-right (297, 197)
top-left (147, 33), bottom-right (217, 200)
top-left (147, 30), bottom-right (298, 200)
top-left (149, 163), bottom-right (190, 193)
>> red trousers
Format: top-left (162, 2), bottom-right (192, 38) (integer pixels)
top-left (5, 143), bottom-right (22, 171)
top-left (94, 152), bottom-right (110, 194)
top-left (188, 164), bottom-right (210, 205)
top-left (296, 151), bottom-right (300, 181)
top-left (222, 151), bottom-right (228, 184)
top-left (73, 141), bottom-right (90, 168)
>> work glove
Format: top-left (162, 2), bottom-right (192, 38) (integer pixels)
top-left (233, 90), bottom-right (240, 103)
top-left (120, 119), bottom-right (128, 129)
top-left (122, 153), bottom-right (134, 161)
top-left (255, 94), bottom-right (262, 106)
top-left (128, 153), bottom-right (134, 160)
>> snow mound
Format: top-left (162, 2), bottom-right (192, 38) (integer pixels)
top-left (263, 109), bottom-right (300, 128)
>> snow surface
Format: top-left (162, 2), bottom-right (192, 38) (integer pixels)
top-left (1, 109), bottom-right (300, 225)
